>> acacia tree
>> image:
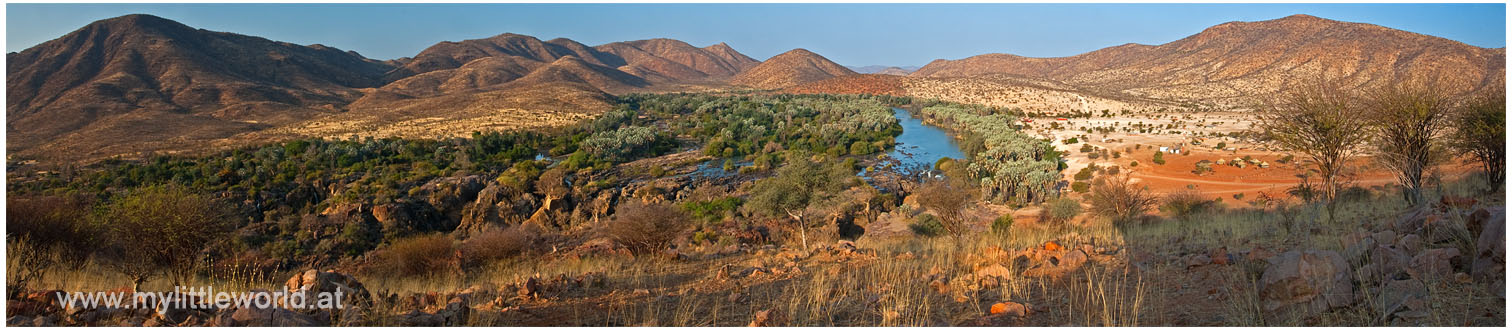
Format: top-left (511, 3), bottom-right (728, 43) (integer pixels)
top-left (747, 155), bottom-right (856, 251)
top-left (1450, 87), bottom-right (1506, 188)
top-left (102, 185), bottom-right (232, 291)
top-left (1366, 84), bottom-right (1451, 206)
top-left (1256, 80), bottom-right (1370, 220)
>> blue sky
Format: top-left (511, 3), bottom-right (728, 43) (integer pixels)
top-left (6, 3), bottom-right (1505, 67)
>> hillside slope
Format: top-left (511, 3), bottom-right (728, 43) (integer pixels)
top-left (731, 48), bottom-right (858, 89)
top-left (913, 14), bottom-right (1505, 105)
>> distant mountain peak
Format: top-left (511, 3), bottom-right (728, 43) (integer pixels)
top-left (732, 48), bottom-right (855, 89)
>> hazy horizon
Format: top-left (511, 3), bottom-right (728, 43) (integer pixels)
top-left (7, 3), bottom-right (1507, 70)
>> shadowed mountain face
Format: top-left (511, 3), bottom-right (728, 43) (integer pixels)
top-left (731, 48), bottom-right (858, 89)
top-left (6, 14), bottom-right (395, 161)
top-left (912, 14), bottom-right (1505, 104)
top-left (5, 14), bottom-right (765, 163)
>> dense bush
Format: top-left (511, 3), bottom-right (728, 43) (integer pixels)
top-left (1071, 181), bottom-right (1090, 193)
top-left (100, 185), bottom-right (234, 289)
top-left (990, 215), bottom-right (1014, 234)
top-left (6, 194), bottom-right (101, 262)
top-left (1160, 190), bottom-right (1215, 221)
top-left (607, 201), bottom-right (690, 254)
top-left (1088, 174), bottom-right (1159, 225)
top-left (372, 233), bottom-right (456, 277)
top-left (459, 227), bottom-right (534, 268)
top-left (1043, 198), bottom-right (1083, 223)
top-left (681, 197), bottom-right (742, 224)
top-left (909, 214), bottom-right (946, 237)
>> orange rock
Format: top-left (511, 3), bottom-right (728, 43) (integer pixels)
top-left (1042, 241), bottom-right (1063, 251)
top-left (989, 302), bottom-right (1028, 317)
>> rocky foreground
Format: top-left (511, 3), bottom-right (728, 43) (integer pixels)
top-left (7, 196), bottom-right (1504, 327)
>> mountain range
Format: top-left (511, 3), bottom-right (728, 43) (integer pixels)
top-left (908, 14), bottom-right (1504, 105)
top-left (5, 14), bottom-right (853, 162)
top-left (6, 13), bottom-right (1505, 164)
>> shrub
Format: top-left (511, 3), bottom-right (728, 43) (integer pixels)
top-left (7, 236), bottom-right (61, 292)
top-left (1193, 161), bottom-right (1214, 176)
top-left (990, 215), bottom-right (1014, 234)
top-left (337, 219), bottom-right (382, 257)
top-left (7, 194), bottom-right (101, 262)
top-left (373, 233), bottom-right (456, 277)
top-left (608, 201), bottom-right (690, 254)
top-left (1152, 151), bottom-right (1166, 165)
top-left (1088, 174), bottom-right (1159, 225)
top-left (101, 185), bottom-right (233, 290)
top-left (1160, 190), bottom-right (1215, 221)
top-left (1071, 181), bottom-right (1090, 193)
top-left (1042, 198), bottom-right (1083, 223)
top-left (913, 178), bottom-right (978, 242)
top-left (909, 214), bottom-right (946, 237)
top-left (1074, 166), bottom-right (1096, 181)
top-left (459, 227), bottom-right (533, 267)
top-left (681, 197), bottom-right (742, 224)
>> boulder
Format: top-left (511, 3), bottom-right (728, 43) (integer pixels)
top-left (1183, 254), bottom-right (1212, 269)
top-left (1344, 237), bottom-right (1377, 264)
top-left (748, 309), bottom-right (786, 327)
top-left (1360, 244), bottom-right (1411, 284)
top-left (1407, 248), bottom-right (1460, 282)
top-left (1209, 247), bottom-right (1232, 265)
top-left (1393, 207), bottom-right (1432, 233)
top-left (395, 310), bottom-right (445, 327)
top-left (973, 264), bottom-right (1011, 280)
top-left (1396, 234), bottom-right (1423, 256)
top-left (223, 305), bottom-right (323, 327)
top-left (1473, 207), bottom-right (1506, 281)
top-left (989, 301), bottom-right (1028, 317)
top-left (285, 270), bottom-right (373, 310)
top-left (373, 200), bottom-right (450, 235)
top-left (1375, 278), bottom-right (1430, 324)
top-left (416, 175), bottom-right (488, 221)
top-left (1439, 195), bottom-right (1478, 211)
top-left (1421, 214), bottom-right (1470, 244)
top-left (456, 183), bottom-right (538, 236)
top-left (1259, 250), bottom-right (1354, 322)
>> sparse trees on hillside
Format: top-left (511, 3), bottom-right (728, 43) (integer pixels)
top-left (1256, 80), bottom-right (1369, 220)
top-left (1365, 83), bottom-right (1451, 206)
top-left (1450, 87), bottom-right (1506, 188)
top-left (747, 155), bottom-right (856, 250)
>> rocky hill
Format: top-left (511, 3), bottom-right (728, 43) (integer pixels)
top-left (731, 49), bottom-right (858, 89)
top-left (5, 15), bottom-right (769, 163)
top-left (913, 14), bottom-right (1506, 105)
top-left (5, 14), bottom-right (395, 162)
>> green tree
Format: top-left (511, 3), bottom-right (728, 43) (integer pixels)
top-left (101, 185), bottom-right (233, 291)
top-left (1256, 79), bottom-right (1369, 221)
top-left (1450, 87), bottom-right (1506, 188)
top-left (1365, 83), bottom-right (1451, 206)
top-left (747, 155), bottom-right (856, 250)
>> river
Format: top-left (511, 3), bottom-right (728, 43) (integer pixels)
top-left (887, 107), bottom-right (965, 168)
